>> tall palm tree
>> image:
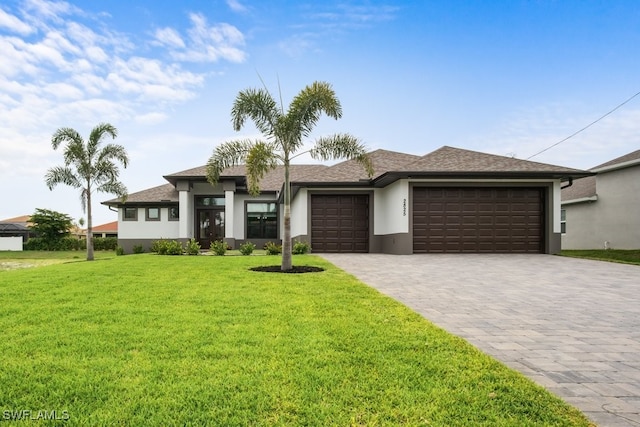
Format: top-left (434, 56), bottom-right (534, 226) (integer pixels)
top-left (45, 123), bottom-right (129, 261)
top-left (207, 81), bottom-right (373, 271)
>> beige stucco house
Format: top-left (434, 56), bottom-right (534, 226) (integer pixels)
top-left (104, 146), bottom-right (590, 254)
top-left (561, 149), bottom-right (640, 250)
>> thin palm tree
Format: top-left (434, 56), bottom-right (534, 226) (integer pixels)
top-left (45, 123), bottom-right (129, 261)
top-left (207, 81), bottom-right (373, 271)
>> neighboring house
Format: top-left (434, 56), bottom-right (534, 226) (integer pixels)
top-left (561, 149), bottom-right (640, 250)
top-left (0, 215), bottom-right (32, 242)
top-left (103, 146), bottom-right (591, 254)
top-left (83, 221), bottom-right (118, 238)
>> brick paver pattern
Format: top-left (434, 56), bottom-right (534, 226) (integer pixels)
top-left (320, 253), bottom-right (640, 427)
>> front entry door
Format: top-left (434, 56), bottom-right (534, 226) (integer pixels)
top-left (197, 209), bottom-right (225, 249)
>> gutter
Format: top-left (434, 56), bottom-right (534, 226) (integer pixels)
top-left (561, 196), bottom-right (598, 206)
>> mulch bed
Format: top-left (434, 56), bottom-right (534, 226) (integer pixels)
top-left (250, 265), bottom-right (325, 274)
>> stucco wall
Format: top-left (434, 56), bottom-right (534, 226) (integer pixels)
top-left (374, 179), bottom-right (409, 235)
top-left (562, 166), bottom-right (640, 249)
top-left (118, 207), bottom-right (179, 239)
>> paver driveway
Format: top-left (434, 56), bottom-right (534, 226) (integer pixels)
top-left (320, 253), bottom-right (640, 427)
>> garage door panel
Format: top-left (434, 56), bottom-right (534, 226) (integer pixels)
top-left (413, 187), bottom-right (543, 253)
top-left (311, 194), bottom-right (369, 253)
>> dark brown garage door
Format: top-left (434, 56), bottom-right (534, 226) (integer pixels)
top-left (311, 194), bottom-right (369, 253)
top-left (413, 187), bottom-right (544, 253)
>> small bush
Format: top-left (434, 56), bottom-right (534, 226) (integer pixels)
top-left (151, 239), bottom-right (168, 255)
top-left (264, 241), bottom-right (282, 255)
top-left (94, 237), bottom-right (117, 251)
top-left (239, 241), bottom-right (256, 256)
top-left (185, 238), bottom-right (201, 255)
top-left (292, 240), bottom-right (311, 255)
top-left (210, 240), bottom-right (227, 256)
top-left (115, 246), bottom-right (125, 256)
top-left (165, 240), bottom-right (183, 255)
top-left (132, 244), bottom-right (145, 254)
top-left (151, 239), bottom-right (183, 255)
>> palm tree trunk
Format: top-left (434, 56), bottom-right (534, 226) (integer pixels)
top-left (281, 160), bottom-right (292, 271)
top-left (86, 190), bottom-right (94, 261)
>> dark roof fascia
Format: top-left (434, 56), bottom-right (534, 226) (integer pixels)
top-left (101, 200), bottom-right (178, 207)
top-left (372, 170), bottom-right (595, 187)
top-left (288, 180), bottom-right (373, 203)
top-left (163, 174), bottom-right (246, 187)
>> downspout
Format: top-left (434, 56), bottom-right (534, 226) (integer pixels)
top-left (560, 177), bottom-right (573, 190)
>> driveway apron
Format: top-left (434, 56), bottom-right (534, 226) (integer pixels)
top-left (320, 253), bottom-right (640, 427)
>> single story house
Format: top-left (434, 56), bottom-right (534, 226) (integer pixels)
top-left (0, 215), bottom-right (32, 242)
top-left (561, 149), bottom-right (640, 249)
top-left (84, 221), bottom-right (118, 239)
top-left (104, 146), bottom-right (591, 254)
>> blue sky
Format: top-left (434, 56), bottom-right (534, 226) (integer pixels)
top-left (2, 0), bottom-right (640, 226)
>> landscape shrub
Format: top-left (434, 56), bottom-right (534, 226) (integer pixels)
top-left (264, 241), bottom-right (282, 255)
top-left (115, 246), bottom-right (125, 256)
top-left (239, 241), bottom-right (256, 256)
top-left (292, 240), bottom-right (311, 255)
top-left (185, 238), bottom-right (201, 255)
top-left (132, 244), bottom-right (145, 254)
top-left (93, 237), bottom-right (117, 251)
top-left (151, 239), bottom-right (183, 255)
top-left (210, 240), bottom-right (227, 256)
top-left (24, 237), bottom-right (83, 251)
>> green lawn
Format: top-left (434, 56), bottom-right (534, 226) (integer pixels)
top-left (561, 249), bottom-right (640, 265)
top-left (0, 254), bottom-right (592, 426)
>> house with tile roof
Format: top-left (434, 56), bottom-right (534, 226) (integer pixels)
top-left (82, 221), bottom-right (118, 239)
top-left (561, 149), bottom-right (640, 249)
top-left (103, 146), bottom-right (591, 254)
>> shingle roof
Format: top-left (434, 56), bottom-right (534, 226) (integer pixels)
top-left (398, 146), bottom-right (587, 173)
top-left (301, 149), bottom-right (421, 182)
top-left (591, 149), bottom-right (640, 171)
top-left (561, 175), bottom-right (597, 201)
top-left (105, 146), bottom-right (592, 205)
top-left (103, 184), bottom-right (178, 205)
top-left (164, 164), bottom-right (329, 191)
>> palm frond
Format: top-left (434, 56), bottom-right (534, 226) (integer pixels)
top-left (98, 181), bottom-right (128, 202)
top-left (309, 133), bottom-right (374, 177)
top-left (231, 88), bottom-right (280, 136)
top-left (245, 142), bottom-right (280, 196)
top-left (288, 81), bottom-right (342, 139)
top-left (206, 139), bottom-right (259, 187)
top-left (45, 166), bottom-right (82, 190)
top-left (51, 127), bottom-right (83, 150)
top-left (87, 123), bottom-right (118, 159)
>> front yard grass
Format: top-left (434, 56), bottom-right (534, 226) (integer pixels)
top-left (0, 254), bottom-right (592, 426)
top-left (0, 250), bottom-right (116, 271)
top-left (561, 249), bottom-right (640, 265)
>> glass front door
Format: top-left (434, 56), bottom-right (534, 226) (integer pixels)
top-left (197, 209), bottom-right (225, 249)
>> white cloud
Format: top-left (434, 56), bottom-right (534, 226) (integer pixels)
top-left (473, 103), bottom-right (640, 170)
top-left (134, 112), bottom-right (168, 125)
top-left (0, 7), bottom-right (33, 35)
top-left (226, 0), bottom-right (248, 13)
top-left (154, 27), bottom-right (185, 48)
top-left (158, 13), bottom-right (247, 63)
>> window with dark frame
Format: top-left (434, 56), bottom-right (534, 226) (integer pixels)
top-left (561, 209), bottom-right (566, 234)
top-left (246, 202), bottom-right (277, 239)
top-left (146, 207), bottom-right (160, 221)
top-left (123, 207), bottom-right (138, 221)
top-left (168, 206), bottom-right (179, 221)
